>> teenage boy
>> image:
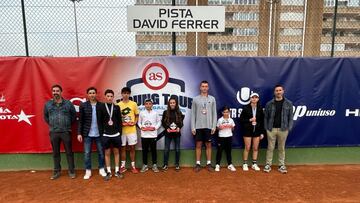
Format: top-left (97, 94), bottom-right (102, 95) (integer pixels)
top-left (191, 81), bottom-right (217, 172)
top-left (99, 89), bottom-right (123, 180)
top-left (77, 87), bottom-right (107, 179)
top-left (138, 99), bottom-right (161, 173)
top-left (117, 87), bottom-right (139, 174)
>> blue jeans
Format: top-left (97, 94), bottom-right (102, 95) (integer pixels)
top-left (84, 136), bottom-right (104, 170)
top-left (163, 136), bottom-right (180, 166)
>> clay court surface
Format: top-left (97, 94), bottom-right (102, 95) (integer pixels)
top-left (0, 165), bottom-right (359, 203)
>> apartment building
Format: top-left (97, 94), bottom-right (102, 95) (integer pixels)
top-left (135, 0), bottom-right (360, 57)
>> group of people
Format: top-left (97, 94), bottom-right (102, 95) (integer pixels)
top-left (43, 81), bottom-right (293, 181)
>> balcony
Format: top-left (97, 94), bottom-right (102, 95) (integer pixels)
top-left (208, 35), bottom-right (258, 42)
top-left (321, 36), bottom-right (360, 43)
top-left (322, 21), bottom-right (360, 29)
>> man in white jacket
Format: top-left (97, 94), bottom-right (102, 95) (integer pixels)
top-left (138, 98), bottom-right (161, 173)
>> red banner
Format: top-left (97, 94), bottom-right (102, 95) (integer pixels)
top-left (0, 57), bottom-right (115, 153)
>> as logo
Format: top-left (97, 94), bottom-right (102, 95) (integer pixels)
top-left (236, 87), bottom-right (254, 105)
top-left (142, 63), bottom-right (169, 90)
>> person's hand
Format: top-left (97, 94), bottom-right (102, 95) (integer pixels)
top-left (260, 134), bottom-right (264, 140)
top-left (192, 129), bottom-right (196, 136)
top-left (176, 128), bottom-right (180, 132)
top-left (77, 135), bottom-right (83, 143)
top-left (211, 128), bottom-right (216, 135)
top-left (128, 122), bottom-right (134, 126)
top-left (167, 128), bottom-right (171, 133)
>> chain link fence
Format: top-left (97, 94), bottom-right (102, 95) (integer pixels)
top-left (1, 0), bottom-right (360, 57)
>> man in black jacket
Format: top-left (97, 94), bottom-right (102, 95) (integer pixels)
top-left (77, 87), bottom-right (106, 179)
top-left (264, 85), bottom-right (294, 174)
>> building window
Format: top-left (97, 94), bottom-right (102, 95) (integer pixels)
top-left (208, 0), bottom-right (221, 5)
top-left (137, 43), bottom-right (187, 51)
top-left (208, 43), bottom-right (233, 51)
top-left (279, 43), bottom-right (302, 51)
top-left (280, 12), bottom-right (304, 21)
top-left (233, 12), bottom-right (259, 21)
top-left (281, 0), bottom-right (304, 6)
top-left (320, 44), bottom-right (345, 51)
top-left (136, 0), bottom-right (187, 4)
top-left (208, 0), bottom-right (259, 5)
top-left (280, 28), bottom-right (303, 36)
top-left (233, 28), bottom-right (258, 36)
top-left (324, 0), bottom-right (335, 7)
top-left (233, 42), bottom-right (258, 51)
top-left (137, 32), bottom-right (185, 36)
top-left (234, 0), bottom-right (259, 5)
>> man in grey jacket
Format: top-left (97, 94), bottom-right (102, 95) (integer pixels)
top-left (191, 81), bottom-right (217, 172)
top-left (44, 84), bottom-right (76, 180)
top-left (264, 84), bottom-right (293, 174)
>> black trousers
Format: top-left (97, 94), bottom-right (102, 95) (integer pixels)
top-left (216, 137), bottom-right (232, 165)
top-left (141, 137), bottom-right (157, 165)
top-left (50, 132), bottom-right (75, 173)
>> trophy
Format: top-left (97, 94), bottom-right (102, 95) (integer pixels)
top-left (168, 122), bottom-right (178, 133)
top-left (142, 120), bottom-right (155, 131)
top-left (122, 115), bottom-right (133, 126)
top-left (220, 120), bottom-right (232, 129)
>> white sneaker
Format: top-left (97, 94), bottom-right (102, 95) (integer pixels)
top-left (227, 164), bottom-right (236, 172)
top-left (99, 168), bottom-right (107, 177)
top-left (83, 169), bottom-right (91, 180)
top-left (251, 164), bottom-right (261, 171)
top-left (242, 163), bottom-right (249, 171)
top-left (215, 164), bottom-right (220, 172)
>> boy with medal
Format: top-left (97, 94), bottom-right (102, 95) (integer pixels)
top-left (99, 89), bottom-right (123, 180)
top-left (191, 81), bottom-right (217, 172)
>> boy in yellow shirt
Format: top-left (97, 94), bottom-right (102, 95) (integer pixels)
top-left (118, 87), bottom-right (140, 173)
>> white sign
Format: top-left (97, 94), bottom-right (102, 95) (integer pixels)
top-left (127, 6), bottom-right (225, 32)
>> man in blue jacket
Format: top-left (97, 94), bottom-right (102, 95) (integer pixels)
top-left (77, 87), bottom-right (107, 179)
top-left (264, 84), bottom-right (294, 174)
top-left (44, 84), bottom-right (76, 180)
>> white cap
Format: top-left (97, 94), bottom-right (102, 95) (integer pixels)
top-left (250, 92), bottom-right (259, 98)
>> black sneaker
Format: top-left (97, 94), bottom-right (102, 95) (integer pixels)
top-left (162, 165), bottom-right (168, 171)
top-left (114, 171), bottom-right (124, 179)
top-left (207, 164), bottom-right (215, 172)
top-left (194, 164), bottom-right (201, 173)
top-left (175, 165), bottom-right (180, 172)
top-left (50, 171), bottom-right (61, 180)
top-left (104, 172), bottom-right (112, 181)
